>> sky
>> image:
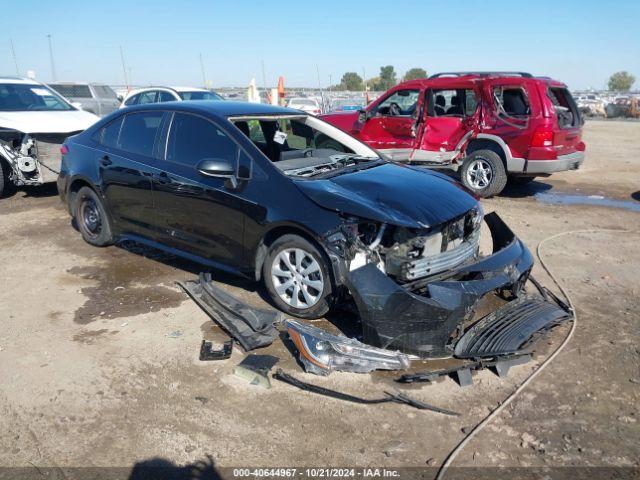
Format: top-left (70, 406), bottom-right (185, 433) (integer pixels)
top-left (2, 0), bottom-right (639, 90)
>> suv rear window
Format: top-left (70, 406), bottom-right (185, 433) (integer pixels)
top-left (49, 84), bottom-right (92, 98)
top-left (93, 85), bottom-right (117, 99)
top-left (492, 86), bottom-right (530, 128)
top-left (547, 87), bottom-right (581, 129)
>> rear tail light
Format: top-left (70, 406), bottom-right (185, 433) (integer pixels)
top-left (60, 144), bottom-right (69, 155)
top-left (531, 126), bottom-right (554, 147)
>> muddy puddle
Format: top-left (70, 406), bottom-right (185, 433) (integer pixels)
top-left (535, 192), bottom-right (640, 212)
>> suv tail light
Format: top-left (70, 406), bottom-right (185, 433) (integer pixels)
top-left (531, 126), bottom-right (554, 147)
top-left (60, 144), bottom-right (69, 155)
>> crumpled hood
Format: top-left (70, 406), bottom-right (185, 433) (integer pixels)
top-left (0, 110), bottom-right (99, 134)
top-left (294, 162), bottom-right (478, 229)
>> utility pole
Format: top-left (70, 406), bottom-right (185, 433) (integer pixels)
top-left (328, 74), bottom-right (332, 93)
top-left (362, 67), bottom-right (367, 93)
top-left (119, 46), bottom-right (129, 88)
top-left (47, 34), bottom-right (57, 81)
top-left (315, 64), bottom-right (322, 90)
top-left (199, 53), bottom-right (207, 88)
top-left (9, 39), bottom-right (19, 76)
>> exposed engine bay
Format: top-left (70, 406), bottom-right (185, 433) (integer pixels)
top-left (324, 205), bottom-right (484, 285)
top-left (0, 129), bottom-right (73, 186)
top-left (320, 211), bottom-right (571, 361)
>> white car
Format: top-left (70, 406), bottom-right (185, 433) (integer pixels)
top-left (120, 86), bottom-right (223, 108)
top-left (0, 77), bottom-right (99, 197)
top-left (286, 97), bottom-right (321, 115)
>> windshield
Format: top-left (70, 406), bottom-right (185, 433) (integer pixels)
top-left (178, 91), bottom-right (223, 101)
top-left (0, 83), bottom-right (74, 111)
top-left (230, 114), bottom-right (381, 178)
top-left (290, 99), bottom-right (316, 107)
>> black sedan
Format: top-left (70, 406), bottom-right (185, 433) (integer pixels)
top-left (58, 101), bottom-right (528, 331)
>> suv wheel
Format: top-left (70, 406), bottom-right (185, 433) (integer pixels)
top-left (75, 186), bottom-right (114, 247)
top-left (263, 234), bottom-right (332, 319)
top-left (460, 150), bottom-right (507, 198)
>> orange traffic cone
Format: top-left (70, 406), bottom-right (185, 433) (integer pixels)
top-left (277, 76), bottom-right (285, 106)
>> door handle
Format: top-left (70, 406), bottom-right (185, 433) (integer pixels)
top-left (100, 155), bottom-right (112, 166)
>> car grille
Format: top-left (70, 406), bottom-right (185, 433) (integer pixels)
top-left (403, 229), bottom-right (480, 280)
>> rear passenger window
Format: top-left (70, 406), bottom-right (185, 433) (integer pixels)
top-left (166, 113), bottom-right (237, 166)
top-left (124, 93), bottom-right (140, 106)
top-left (118, 111), bottom-right (164, 157)
top-left (138, 91), bottom-right (158, 104)
top-left (430, 89), bottom-right (477, 117)
top-left (158, 91), bottom-right (176, 102)
top-left (99, 116), bottom-right (124, 148)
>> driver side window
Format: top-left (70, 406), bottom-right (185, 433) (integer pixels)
top-left (375, 89), bottom-right (420, 117)
top-left (166, 113), bottom-right (237, 167)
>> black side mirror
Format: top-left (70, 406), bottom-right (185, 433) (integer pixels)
top-left (358, 109), bottom-right (370, 123)
top-left (196, 158), bottom-right (235, 178)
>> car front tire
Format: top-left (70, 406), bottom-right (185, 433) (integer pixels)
top-left (460, 150), bottom-right (508, 198)
top-left (263, 234), bottom-right (332, 319)
top-left (75, 186), bottom-right (114, 247)
top-left (0, 158), bottom-right (15, 198)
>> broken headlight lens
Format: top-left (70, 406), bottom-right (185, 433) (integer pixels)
top-left (469, 204), bottom-right (484, 231)
top-left (286, 319), bottom-right (411, 375)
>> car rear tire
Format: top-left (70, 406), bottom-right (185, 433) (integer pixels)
top-left (460, 150), bottom-right (507, 198)
top-left (263, 234), bottom-right (332, 319)
top-left (75, 186), bottom-right (114, 247)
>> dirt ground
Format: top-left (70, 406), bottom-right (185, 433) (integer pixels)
top-left (0, 120), bottom-right (638, 478)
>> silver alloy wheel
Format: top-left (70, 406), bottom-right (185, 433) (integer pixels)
top-left (466, 158), bottom-right (494, 190)
top-left (271, 248), bottom-right (324, 309)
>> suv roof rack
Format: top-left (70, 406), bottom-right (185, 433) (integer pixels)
top-left (429, 71), bottom-right (533, 79)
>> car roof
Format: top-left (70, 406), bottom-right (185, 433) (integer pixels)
top-left (122, 101), bottom-right (300, 118)
top-left (395, 74), bottom-right (566, 90)
top-left (170, 86), bottom-right (209, 92)
top-left (0, 76), bottom-right (41, 85)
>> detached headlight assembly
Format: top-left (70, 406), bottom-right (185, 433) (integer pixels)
top-left (286, 320), bottom-right (411, 375)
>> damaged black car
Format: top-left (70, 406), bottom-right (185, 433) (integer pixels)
top-left (59, 101), bottom-right (569, 363)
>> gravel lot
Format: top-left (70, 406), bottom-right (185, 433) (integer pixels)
top-left (0, 120), bottom-right (638, 477)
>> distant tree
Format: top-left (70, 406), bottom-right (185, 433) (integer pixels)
top-left (366, 76), bottom-right (381, 91)
top-left (340, 72), bottom-right (363, 91)
top-left (404, 68), bottom-right (427, 81)
top-left (378, 65), bottom-right (397, 91)
top-left (608, 71), bottom-right (636, 91)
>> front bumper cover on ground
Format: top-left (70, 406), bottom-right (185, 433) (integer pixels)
top-left (179, 273), bottom-right (282, 351)
top-left (345, 213), bottom-right (542, 358)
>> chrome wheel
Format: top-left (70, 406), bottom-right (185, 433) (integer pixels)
top-left (271, 248), bottom-right (324, 309)
top-left (466, 158), bottom-right (493, 190)
top-left (80, 199), bottom-right (102, 239)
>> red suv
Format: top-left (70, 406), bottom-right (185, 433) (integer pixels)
top-left (321, 72), bottom-right (585, 197)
